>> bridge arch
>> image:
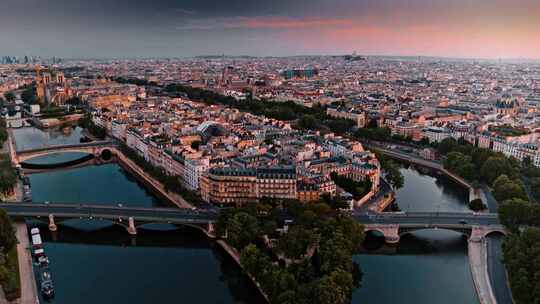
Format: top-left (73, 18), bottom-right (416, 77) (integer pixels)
top-left (398, 226), bottom-right (472, 238)
top-left (484, 230), bottom-right (506, 238)
top-left (15, 141), bottom-right (115, 164)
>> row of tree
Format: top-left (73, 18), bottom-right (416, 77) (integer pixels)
top-left (216, 199), bottom-right (364, 304)
top-left (0, 154), bottom-right (17, 197)
top-left (0, 118), bottom-right (8, 147)
top-left (0, 118), bottom-right (17, 198)
top-left (437, 138), bottom-right (540, 304)
top-left (438, 137), bottom-right (527, 210)
top-left (0, 209), bottom-right (19, 300)
top-left (78, 113), bottom-right (107, 139)
top-left (118, 143), bottom-right (203, 205)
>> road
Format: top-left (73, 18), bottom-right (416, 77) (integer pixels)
top-left (486, 235), bottom-right (514, 304)
top-left (1, 203), bottom-right (218, 224)
top-left (0, 202), bottom-right (501, 228)
top-left (482, 185), bottom-right (499, 213)
top-left (353, 211), bottom-right (500, 226)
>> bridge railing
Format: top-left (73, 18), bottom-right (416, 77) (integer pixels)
top-left (16, 140), bottom-right (115, 154)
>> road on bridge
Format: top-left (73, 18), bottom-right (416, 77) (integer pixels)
top-left (1, 203), bottom-right (218, 224)
top-left (354, 211), bottom-right (500, 227)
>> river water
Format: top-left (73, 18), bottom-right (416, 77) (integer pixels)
top-left (11, 125), bottom-right (84, 151)
top-left (18, 128), bottom-right (479, 304)
top-left (351, 165), bottom-right (478, 304)
top-left (24, 155), bottom-right (263, 303)
top-left (393, 164), bottom-right (470, 213)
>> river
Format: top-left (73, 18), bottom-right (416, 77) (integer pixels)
top-left (23, 154), bottom-right (263, 303)
top-left (394, 164), bottom-right (470, 212)
top-left (351, 165), bottom-right (479, 304)
top-left (18, 128), bottom-right (479, 304)
top-left (11, 125), bottom-right (84, 151)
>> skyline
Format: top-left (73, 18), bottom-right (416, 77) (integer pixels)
top-left (1, 0), bottom-right (540, 59)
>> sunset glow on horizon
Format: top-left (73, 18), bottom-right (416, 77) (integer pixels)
top-left (1, 0), bottom-right (539, 58)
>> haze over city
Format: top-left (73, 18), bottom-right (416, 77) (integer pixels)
top-left (2, 0), bottom-right (540, 59)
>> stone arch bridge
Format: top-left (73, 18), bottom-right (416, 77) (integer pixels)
top-left (2, 203), bottom-right (217, 237)
top-left (14, 141), bottom-right (115, 165)
top-left (360, 212), bottom-right (506, 244)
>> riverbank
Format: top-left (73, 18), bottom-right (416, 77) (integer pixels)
top-left (373, 146), bottom-right (486, 207)
top-left (469, 239), bottom-right (496, 304)
top-left (216, 240), bottom-right (270, 303)
top-left (112, 148), bottom-right (193, 209)
top-left (14, 222), bottom-right (38, 304)
top-left (31, 113), bottom-right (83, 129)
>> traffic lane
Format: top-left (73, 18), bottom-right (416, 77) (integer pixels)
top-left (486, 235), bottom-right (514, 304)
top-left (1, 205), bottom-right (218, 220)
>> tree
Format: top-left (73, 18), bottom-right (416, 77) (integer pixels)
top-left (469, 199), bottom-right (486, 211)
top-left (226, 212), bottom-right (259, 249)
top-left (190, 140), bottom-right (201, 151)
top-left (498, 198), bottom-right (532, 232)
top-left (240, 244), bottom-right (270, 275)
top-left (298, 115), bottom-right (317, 130)
top-left (3, 92), bottom-right (15, 102)
top-left (492, 174), bottom-right (527, 202)
top-left (0, 210), bottom-right (16, 253)
top-left (21, 86), bottom-right (38, 104)
top-left (437, 138), bottom-right (458, 155)
top-left (481, 156), bottom-right (516, 185)
top-left (384, 160), bottom-right (404, 189)
top-left (502, 227), bottom-right (540, 304)
top-left (276, 227), bottom-right (318, 260)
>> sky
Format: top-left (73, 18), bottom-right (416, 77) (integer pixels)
top-left (1, 0), bottom-right (539, 59)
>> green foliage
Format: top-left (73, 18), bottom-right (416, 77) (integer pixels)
top-left (276, 227), bottom-right (319, 260)
top-left (489, 124), bottom-right (530, 137)
top-left (502, 227), bottom-right (540, 304)
top-left (78, 113), bottom-right (107, 139)
top-left (163, 84), bottom-right (357, 136)
top-left (0, 208), bottom-right (19, 299)
top-left (498, 198), bottom-right (539, 232)
top-left (0, 247), bottom-right (20, 300)
top-left (481, 156), bottom-right (520, 185)
top-left (354, 127), bottom-right (391, 141)
top-left (0, 209), bottom-right (16, 253)
top-left (0, 118), bottom-right (8, 146)
top-left (118, 143), bottom-right (203, 205)
top-left (3, 92), bottom-right (15, 102)
top-left (190, 140), bottom-right (201, 151)
top-left (468, 199), bottom-right (486, 211)
top-left (221, 200), bottom-right (364, 304)
top-left (21, 86), bottom-right (38, 105)
top-left (492, 175), bottom-right (527, 202)
top-left (330, 172), bottom-right (372, 200)
top-left (439, 138), bottom-right (521, 189)
top-left (0, 154), bottom-right (17, 196)
top-left (226, 212), bottom-right (259, 249)
top-left (444, 152), bottom-right (476, 181)
top-left (383, 160), bottom-right (404, 189)
top-left (298, 115), bottom-right (317, 130)
top-left (521, 161), bottom-right (540, 202)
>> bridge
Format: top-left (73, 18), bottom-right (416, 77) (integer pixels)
top-left (354, 212), bottom-right (505, 244)
top-left (14, 141), bottom-right (115, 164)
top-left (1, 203), bottom-right (218, 237)
top-left (0, 203), bottom-right (505, 241)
